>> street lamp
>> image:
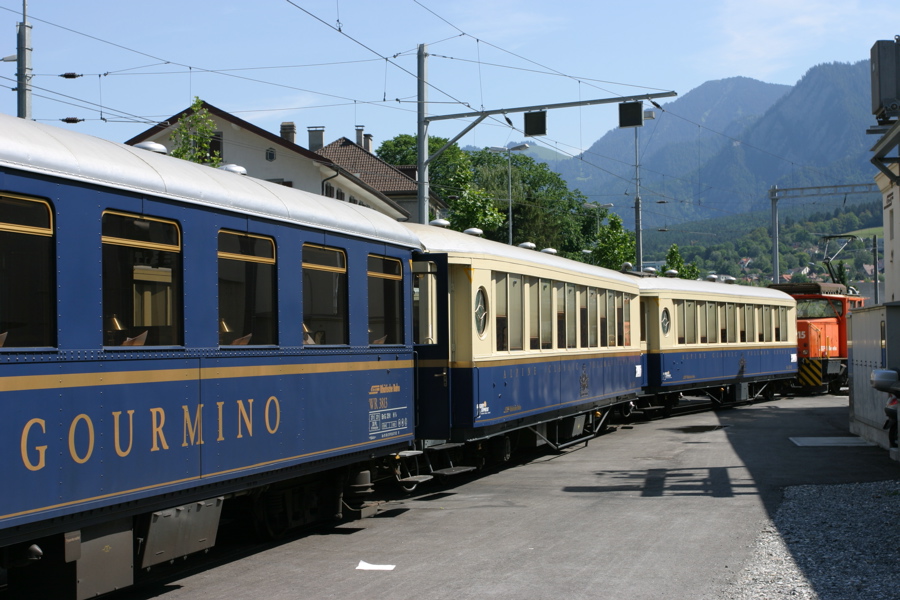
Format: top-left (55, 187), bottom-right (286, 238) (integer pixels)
top-left (584, 202), bottom-right (614, 238)
top-left (489, 144), bottom-right (529, 244)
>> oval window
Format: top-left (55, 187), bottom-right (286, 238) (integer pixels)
top-left (474, 287), bottom-right (488, 337)
top-left (661, 307), bottom-right (671, 336)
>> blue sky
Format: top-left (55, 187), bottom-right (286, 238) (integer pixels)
top-left (0, 0), bottom-right (890, 159)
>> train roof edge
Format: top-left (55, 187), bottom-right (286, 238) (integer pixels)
top-left (405, 222), bottom-right (639, 287)
top-left (0, 113), bottom-right (420, 249)
top-left (769, 282), bottom-right (851, 296)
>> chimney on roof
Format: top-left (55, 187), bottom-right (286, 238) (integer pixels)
top-left (280, 122), bottom-right (296, 144)
top-left (364, 133), bottom-right (373, 153)
top-left (308, 126), bottom-right (324, 151)
top-left (355, 125), bottom-right (365, 147)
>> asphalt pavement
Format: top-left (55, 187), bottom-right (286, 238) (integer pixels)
top-left (125, 394), bottom-right (900, 600)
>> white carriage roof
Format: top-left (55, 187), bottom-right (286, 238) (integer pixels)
top-left (405, 223), bottom-right (639, 288)
top-left (636, 274), bottom-right (795, 302)
top-left (0, 114), bottom-right (420, 249)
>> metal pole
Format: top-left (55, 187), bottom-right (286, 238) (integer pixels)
top-left (507, 149), bottom-right (513, 245)
top-left (770, 185), bottom-right (779, 284)
top-left (416, 44), bottom-right (429, 224)
top-left (634, 127), bottom-right (642, 271)
top-left (16, 0), bottom-right (31, 120)
top-left (874, 234), bottom-right (880, 304)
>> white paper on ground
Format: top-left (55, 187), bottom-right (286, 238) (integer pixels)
top-left (357, 560), bottom-right (396, 571)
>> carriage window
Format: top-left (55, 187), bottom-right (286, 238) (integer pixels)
top-left (675, 300), bottom-right (684, 344)
top-left (0, 195), bottom-right (55, 347)
top-left (368, 255), bottom-right (403, 345)
top-left (606, 289), bottom-right (617, 347)
top-left (527, 277), bottom-right (539, 350)
top-left (102, 211), bottom-right (181, 346)
top-left (556, 283), bottom-right (566, 349)
top-left (685, 299), bottom-right (697, 344)
top-left (413, 262), bottom-right (439, 344)
top-left (218, 231), bottom-right (277, 346)
top-left (707, 302), bottom-right (718, 344)
top-left (777, 306), bottom-right (789, 342)
top-left (495, 272), bottom-right (508, 351)
top-left (600, 289), bottom-right (609, 347)
top-left (622, 293), bottom-right (632, 346)
top-left (508, 274), bottom-right (524, 351)
top-left (540, 279), bottom-right (553, 349)
top-left (615, 291), bottom-right (625, 346)
top-left (302, 244), bottom-right (348, 345)
top-left (588, 288), bottom-right (599, 347)
top-left (745, 304), bottom-right (756, 343)
top-left (698, 301), bottom-right (708, 343)
top-left (762, 305), bottom-right (773, 342)
top-left (725, 303), bottom-right (737, 343)
top-left (578, 285), bottom-right (589, 348)
top-left (566, 284), bottom-right (577, 349)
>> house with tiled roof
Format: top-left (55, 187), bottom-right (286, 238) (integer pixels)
top-left (312, 126), bottom-right (446, 224)
top-left (124, 102), bottom-right (409, 221)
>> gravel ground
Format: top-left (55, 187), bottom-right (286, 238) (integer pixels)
top-left (715, 479), bottom-right (900, 600)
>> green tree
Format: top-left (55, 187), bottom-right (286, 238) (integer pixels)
top-left (377, 134), bottom-right (495, 227)
top-left (468, 148), bottom-right (593, 257)
top-left (586, 212), bottom-right (636, 271)
top-left (661, 244), bottom-right (701, 280)
top-left (447, 187), bottom-right (505, 232)
top-left (170, 97), bottom-right (222, 167)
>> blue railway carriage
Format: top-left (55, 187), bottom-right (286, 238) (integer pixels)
top-left (637, 275), bottom-right (797, 412)
top-left (0, 114), bottom-right (419, 598)
top-left (406, 223), bottom-right (643, 465)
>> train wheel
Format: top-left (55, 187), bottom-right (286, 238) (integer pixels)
top-left (491, 435), bottom-right (512, 464)
top-left (253, 489), bottom-right (291, 539)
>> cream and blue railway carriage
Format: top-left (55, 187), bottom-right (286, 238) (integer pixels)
top-left (0, 114), bottom-right (419, 597)
top-left (407, 224), bottom-right (644, 451)
top-left (637, 276), bottom-right (797, 406)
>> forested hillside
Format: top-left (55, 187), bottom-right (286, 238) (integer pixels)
top-left (644, 200), bottom-right (882, 283)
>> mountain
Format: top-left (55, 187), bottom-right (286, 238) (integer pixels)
top-left (538, 61), bottom-right (877, 230)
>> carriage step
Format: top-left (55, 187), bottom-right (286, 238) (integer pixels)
top-left (641, 405), bottom-right (667, 411)
top-left (431, 466), bottom-right (476, 477)
top-left (397, 475), bottom-right (433, 484)
top-left (425, 442), bottom-right (465, 452)
top-left (397, 450), bottom-right (424, 457)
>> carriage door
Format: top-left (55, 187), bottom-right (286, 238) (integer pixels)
top-left (413, 254), bottom-right (451, 439)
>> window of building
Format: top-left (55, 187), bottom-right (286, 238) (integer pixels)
top-left (302, 244), bottom-right (348, 345)
top-left (102, 211), bottom-right (182, 346)
top-left (210, 132), bottom-right (223, 161)
top-left (368, 255), bottom-right (403, 345)
top-left (0, 194), bottom-right (55, 347)
top-left (218, 231), bottom-right (277, 346)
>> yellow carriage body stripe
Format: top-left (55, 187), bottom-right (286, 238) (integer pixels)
top-left (0, 433), bottom-right (413, 521)
top-left (0, 360), bottom-right (415, 392)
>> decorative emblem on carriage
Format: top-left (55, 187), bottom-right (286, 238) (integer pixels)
top-left (580, 364), bottom-right (589, 397)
